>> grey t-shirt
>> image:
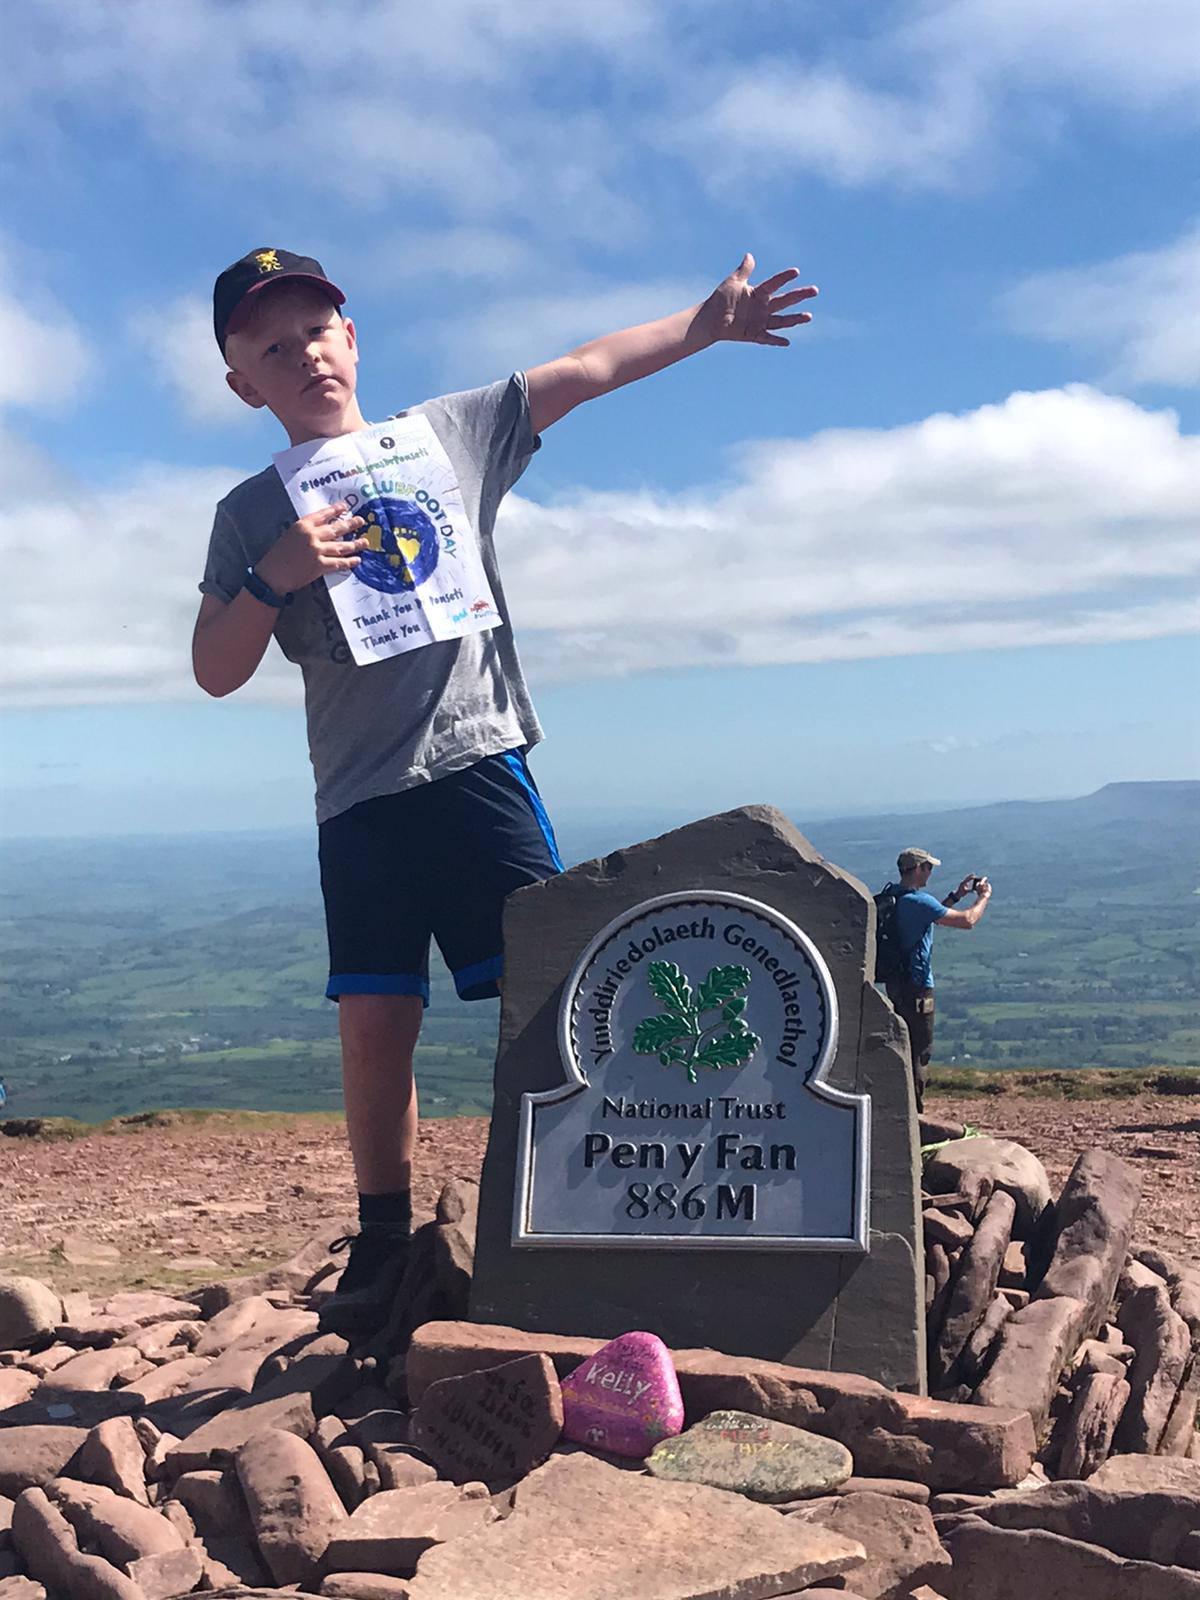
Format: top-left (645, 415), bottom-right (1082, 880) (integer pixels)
top-left (200, 374), bottom-right (544, 824)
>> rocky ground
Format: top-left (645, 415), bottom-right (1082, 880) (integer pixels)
top-left (2, 1099), bottom-right (1199, 1598)
top-left (3, 1093), bottom-right (1198, 1294)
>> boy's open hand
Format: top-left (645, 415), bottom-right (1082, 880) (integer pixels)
top-left (700, 254), bottom-right (817, 348)
top-left (256, 503), bottom-right (368, 594)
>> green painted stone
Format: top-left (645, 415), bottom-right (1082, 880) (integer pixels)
top-left (646, 1409), bottom-right (853, 1503)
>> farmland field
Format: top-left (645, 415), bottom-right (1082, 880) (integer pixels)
top-left (1, 781), bottom-right (1196, 1121)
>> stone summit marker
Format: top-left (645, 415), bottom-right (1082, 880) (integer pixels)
top-left (472, 806), bottom-right (926, 1390)
top-left (515, 890), bottom-right (868, 1250)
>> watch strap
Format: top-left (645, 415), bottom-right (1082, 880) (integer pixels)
top-left (243, 567), bottom-right (287, 609)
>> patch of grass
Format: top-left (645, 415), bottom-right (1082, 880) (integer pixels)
top-left (927, 1066), bottom-right (1200, 1100)
top-left (1, 1107), bottom-right (347, 1141)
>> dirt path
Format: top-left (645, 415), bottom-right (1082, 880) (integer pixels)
top-left (2, 1093), bottom-right (1197, 1295)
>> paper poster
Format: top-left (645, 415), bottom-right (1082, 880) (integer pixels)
top-left (272, 414), bottom-right (502, 666)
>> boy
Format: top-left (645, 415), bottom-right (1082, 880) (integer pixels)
top-left (193, 247), bottom-right (816, 1335)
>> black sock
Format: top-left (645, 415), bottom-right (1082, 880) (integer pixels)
top-left (358, 1189), bottom-right (412, 1238)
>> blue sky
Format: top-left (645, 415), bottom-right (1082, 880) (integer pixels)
top-left (1, 0), bottom-right (1197, 838)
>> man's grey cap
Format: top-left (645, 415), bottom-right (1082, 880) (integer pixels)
top-left (898, 847), bottom-right (941, 870)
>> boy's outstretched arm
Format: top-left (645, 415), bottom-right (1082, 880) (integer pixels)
top-left (525, 254), bottom-right (816, 435)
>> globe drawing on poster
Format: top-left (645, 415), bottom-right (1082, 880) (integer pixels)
top-left (273, 413), bottom-right (502, 665)
top-left (513, 891), bottom-right (870, 1250)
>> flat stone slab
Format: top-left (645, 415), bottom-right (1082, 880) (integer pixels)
top-left (322, 1482), bottom-right (496, 1576)
top-left (963, 1479), bottom-right (1200, 1571)
top-left (402, 1451), bottom-right (867, 1600)
top-left (1090, 1455), bottom-right (1200, 1496)
top-left (409, 1353), bottom-right (562, 1489)
top-left (787, 1491), bottom-right (952, 1598)
top-left (940, 1518), bottom-right (1200, 1599)
top-left (0, 1427), bottom-right (84, 1496)
top-left (647, 1409), bottom-right (853, 1502)
top-left (164, 1391), bottom-right (315, 1475)
top-left (406, 1321), bottom-right (1035, 1489)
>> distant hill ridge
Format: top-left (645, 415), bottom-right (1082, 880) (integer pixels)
top-left (808, 778), bottom-right (1197, 835)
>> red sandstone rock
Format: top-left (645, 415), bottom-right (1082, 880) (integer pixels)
top-left (836, 1476), bottom-right (931, 1502)
top-left (403, 1451), bottom-right (868, 1600)
top-left (350, 1410), bottom-right (437, 1492)
top-left (940, 1518), bottom-right (1200, 1599)
top-left (38, 1346), bottom-right (144, 1392)
top-left (123, 1355), bottom-right (213, 1405)
top-left (923, 1210), bottom-right (974, 1250)
top-left (1115, 1284), bottom-right (1192, 1453)
top-left (975, 1294), bottom-right (1090, 1434)
top-left (931, 1191), bottom-right (1016, 1385)
top-left (410, 1353), bottom-right (563, 1490)
top-left (18, 1347), bottom-right (75, 1379)
top-left (320, 1577), bottom-right (411, 1598)
top-left (313, 1415), bottom-right (372, 1510)
top-left (1055, 1371), bottom-right (1129, 1479)
top-left (405, 1321), bottom-right (1036, 1489)
top-left (924, 1137), bottom-right (1050, 1237)
top-left (958, 1292), bottom-right (1012, 1386)
top-left (958, 1478), bottom-right (1200, 1570)
top-left (164, 1389), bottom-right (315, 1474)
top-left (77, 1416), bottom-right (150, 1503)
top-left (235, 1426), bottom-right (347, 1586)
top-left (10, 1488), bottom-right (142, 1600)
top-left (787, 1491), bottom-right (952, 1599)
top-left (167, 1467), bottom-right (252, 1539)
top-left (0, 1373), bottom-right (38, 1411)
top-left (1035, 1151), bottom-right (1142, 1342)
top-left (125, 1547), bottom-right (204, 1599)
top-left (322, 1482), bottom-right (497, 1576)
top-left (191, 1295), bottom-right (283, 1357)
top-left (0, 1427), bottom-right (84, 1497)
top-left (99, 1293), bottom-right (200, 1326)
top-left (0, 1280), bottom-right (62, 1353)
top-left (46, 1478), bottom-right (185, 1565)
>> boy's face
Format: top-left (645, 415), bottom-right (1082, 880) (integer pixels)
top-left (224, 282), bottom-right (361, 443)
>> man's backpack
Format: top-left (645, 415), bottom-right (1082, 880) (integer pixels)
top-left (872, 883), bottom-right (914, 985)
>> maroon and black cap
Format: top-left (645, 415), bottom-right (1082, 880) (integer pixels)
top-left (213, 248), bottom-right (345, 353)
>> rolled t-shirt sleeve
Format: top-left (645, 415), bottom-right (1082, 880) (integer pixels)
top-left (199, 505), bottom-right (249, 604)
top-left (429, 373), bottom-right (541, 525)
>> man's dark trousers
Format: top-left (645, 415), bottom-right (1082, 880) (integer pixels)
top-left (886, 977), bottom-right (935, 1111)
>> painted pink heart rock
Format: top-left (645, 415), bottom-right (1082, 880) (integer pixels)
top-left (560, 1331), bottom-right (684, 1457)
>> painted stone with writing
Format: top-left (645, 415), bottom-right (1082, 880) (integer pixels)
top-left (560, 1331), bottom-right (684, 1458)
top-left (647, 1408), bottom-right (853, 1503)
top-left (409, 1352), bottom-right (562, 1489)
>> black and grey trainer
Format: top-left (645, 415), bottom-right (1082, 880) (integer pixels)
top-left (318, 1229), bottom-right (410, 1337)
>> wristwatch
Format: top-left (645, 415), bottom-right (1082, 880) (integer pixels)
top-left (243, 567), bottom-right (287, 609)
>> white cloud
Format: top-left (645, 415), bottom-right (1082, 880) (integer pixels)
top-left (1002, 225), bottom-right (1200, 389)
top-left (417, 278), bottom-right (710, 385)
top-left (902, 0), bottom-right (1200, 113)
top-left (130, 294), bottom-right (248, 426)
top-left (8, 0), bottom-right (1196, 228)
top-left (0, 439), bottom-right (299, 708)
top-left (0, 248), bottom-right (91, 411)
top-left (677, 0), bottom-right (1199, 192)
top-left (492, 385), bottom-right (1199, 679)
top-left (2, 385), bottom-right (1195, 707)
top-left (3, 0), bottom-right (659, 235)
top-left (688, 67), bottom-right (984, 191)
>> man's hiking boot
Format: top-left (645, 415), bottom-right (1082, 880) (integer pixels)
top-left (317, 1228), bottom-right (410, 1338)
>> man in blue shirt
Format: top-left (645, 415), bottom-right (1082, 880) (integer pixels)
top-left (885, 847), bottom-right (993, 1109)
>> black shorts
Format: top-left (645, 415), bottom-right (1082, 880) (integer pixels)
top-left (318, 749), bottom-right (562, 1004)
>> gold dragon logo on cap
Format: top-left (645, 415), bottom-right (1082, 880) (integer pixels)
top-left (254, 250), bottom-right (282, 274)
